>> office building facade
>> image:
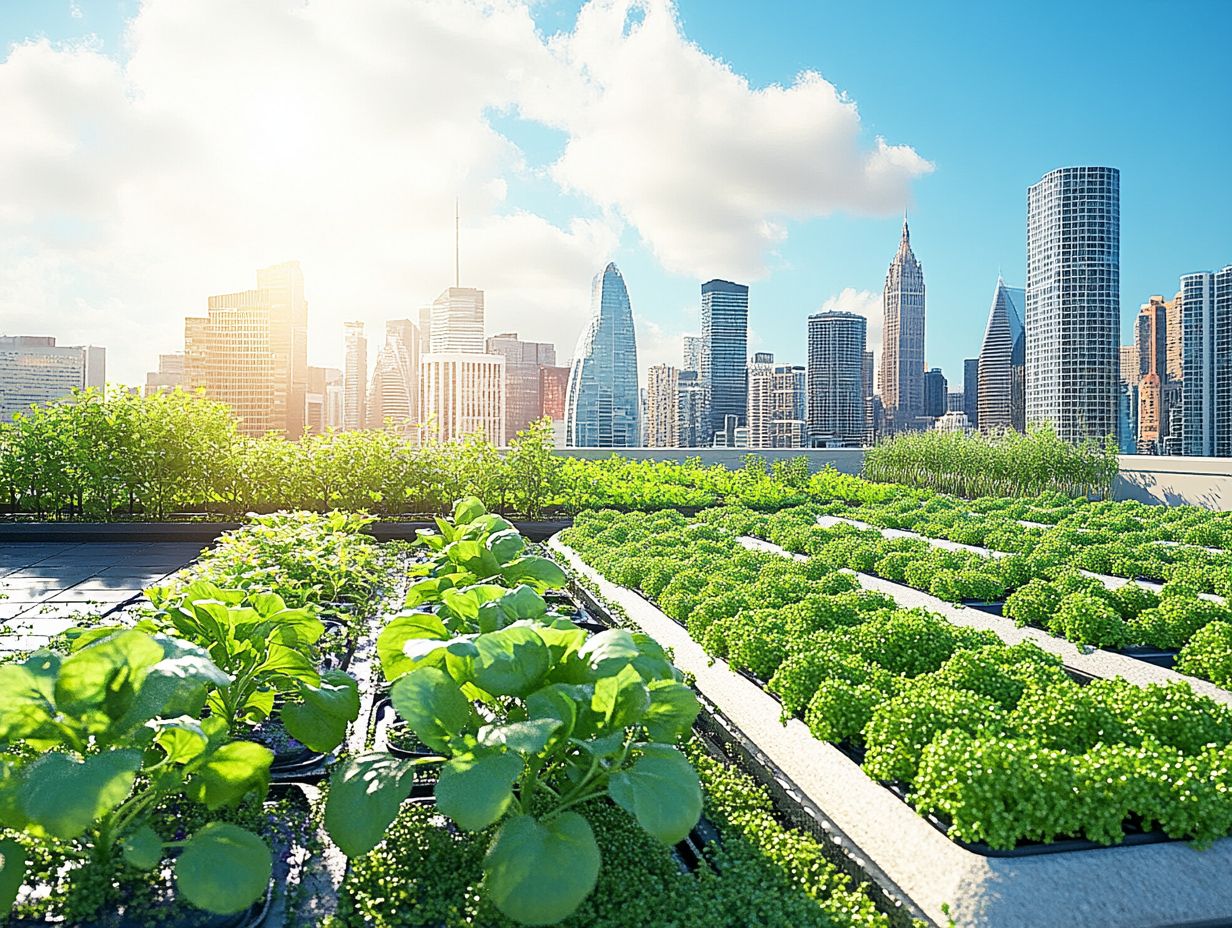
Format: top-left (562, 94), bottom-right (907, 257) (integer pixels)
top-left (1180, 267), bottom-right (1232, 456)
top-left (367, 319), bottom-right (420, 432)
top-left (343, 321), bottom-right (367, 431)
top-left (0, 337), bottom-right (105, 422)
top-left (183, 261), bottom-right (308, 436)
top-left (807, 311), bottom-right (867, 447)
top-left (700, 279), bottom-right (749, 439)
top-left (486, 333), bottom-right (557, 440)
top-left (565, 263), bottom-right (641, 448)
top-left (977, 277), bottom-right (1027, 433)
top-left (645, 364), bottom-right (679, 448)
top-left (879, 219), bottom-right (926, 431)
top-left (1025, 166), bottom-right (1120, 443)
top-left (419, 352), bottom-right (505, 446)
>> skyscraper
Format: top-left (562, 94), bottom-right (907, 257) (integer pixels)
top-left (645, 364), bottom-right (679, 448)
top-left (682, 335), bottom-right (702, 373)
top-left (0, 337), bottom-right (105, 422)
top-left (1135, 296), bottom-right (1171, 453)
top-left (1166, 290), bottom-right (1184, 383)
top-left (746, 354), bottom-right (775, 449)
top-left (1120, 344), bottom-right (1140, 387)
top-left (807, 311), bottom-right (867, 447)
top-left (1025, 166), bottom-right (1120, 443)
top-left (1180, 266), bottom-right (1232, 457)
top-left (676, 371), bottom-right (705, 448)
top-left (564, 263), bottom-right (641, 448)
top-left (977, 278), bottom-right (1027, 433)
top-left (183, 261), bottom-right (308, 436)
top-left (486, 333), bottom-right (557, 440)
top-left (144, 352), bottom-right (185, 396)
top-left (923, 368), bottom-right (948, 418)
top-left (343, 321), bottom-right (367, 431)
top-left (700, 279), bottom-right (749, 439)
top-left (367, 320), bottom-right (420, 432)
top-left (963, 358), bottom-right (979, 429)
top-left (305, 365), bottom-right (342, 433)
top-left (878, 219), bottom-right (926, 431)
top-left (419, 353), bottom-right (505, 445)
top-left (430, 287), bottom-right (485, 353)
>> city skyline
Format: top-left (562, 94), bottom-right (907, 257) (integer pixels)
top-left (1, 1), bottom-right (1228, 390)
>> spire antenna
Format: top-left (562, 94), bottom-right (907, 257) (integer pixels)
top-left (454, 196), bottom-right (460, 288)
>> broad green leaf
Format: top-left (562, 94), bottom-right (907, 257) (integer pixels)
top-left (54, 630), bottom-right (165, 723)
top-left (471, 626), bottom-right (550, 698)
top-left (452, 496), bottom-right (487, 525)
top-left (266, 611), bottom-right (326, 649)
top-left (19, 750), bottom-right (142, 839)
top-left (390, 666), bottom-right (474, 753)
top-left (462, 513), bottom-right (516, 540)
top-left (0, 654), bottom-right (58, 741)
top-left (440, 584), bottom-right (506, 623)
top-left (377, 611), bottom-right (449, 680)
top-left (526, 683), bottom-right (588, 741)
top-left (282, 670), bottom-right (360, 753)
top-left (530, 619), bottom-right (586, 665)
top-left (484, 812), bottom-right (600, 925)
top-left (186, 741), bottom-right (272, 810)
top-left (324, 752), bottom-right (420, 857)
top-left (592, 663), bottom-right (649, 729)
top-left (499, 556), bottom-right (567, 592)
top-left (642, 680), bottom-right (700, 743)
top-left (607, 746), bottom-right (701, 844)
top-left (0, 838), bottom-right (25, 912)
top-left (109, 637), bottom-right (230, 737)
top-left (630, 633), bottom-right (677, 683)
top-left (478, 718), bottom-right (561, 755)
top-left (404, 576), bottom-right (455, 609)
top-left (576, 629), bottom-right (639, 680)
top-left (448, 540), bottom-right (501, 580)
top-left (486, 528), bottom-right (526, 563)
top-left (153, 716), bottom-right (210, 764)
top-left (122, 824), bottom-right (164, 869)
top-left (176, 823), bottom-right (270, 914)
top-left (255, 642), bottom-right (319, 684)
top-left (435, 752), bottom-right (523, 831)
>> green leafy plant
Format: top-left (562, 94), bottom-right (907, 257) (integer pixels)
top-left (0, 631), bottom-right (274, 917)
top-left (327, 621), bottom-right (702, 926)
top-left (132, 582), bottom-right (360, 752)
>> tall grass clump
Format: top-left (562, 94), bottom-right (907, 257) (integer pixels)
top-left (861, 425), bottom-right (1119, 500)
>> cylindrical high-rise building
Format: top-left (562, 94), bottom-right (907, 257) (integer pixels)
top-left (564, 263), bottom-right (641, 448)
top-left (700, 279), bottom-right (749, 441)
top-left (1025, 166), bottom-right (1120, 443)
top-left (807, 311), bottom-right (867, 447)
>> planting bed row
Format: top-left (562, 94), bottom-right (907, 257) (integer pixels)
top-left (559, 508), bottom-right (1232, 855)
top-left (700, 503), bottom-right (1232, 689)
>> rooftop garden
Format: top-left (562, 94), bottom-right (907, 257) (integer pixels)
top-left (3, 394), bottom-right (1231, 925)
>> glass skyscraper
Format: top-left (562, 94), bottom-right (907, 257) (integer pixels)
top-left (977, 277), bottom-right (1026, 433)
top-left (1026, 166), bottom-right (1119, 444)
top-left (564, 262), bottom-right (641, 448)
top-left (1181, 266), bottom-right (1232, 457)
top-left (807, 310), bottom-right (867, 447)
top-left (700, 279), bottom-right (749, 440)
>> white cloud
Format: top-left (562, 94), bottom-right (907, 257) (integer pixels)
top-left (542, 0), bottom-right (933, 280)
top-left (0, 0), bottom-right (927, 384)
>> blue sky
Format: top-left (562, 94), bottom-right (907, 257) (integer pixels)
top-left (1, 1), bottom-right (1229, 386)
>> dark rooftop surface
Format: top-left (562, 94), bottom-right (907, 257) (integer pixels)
top-left (0, 542), bottom-right (202, 652)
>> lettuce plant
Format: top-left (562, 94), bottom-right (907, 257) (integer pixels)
top-left (0, 631), bottom-right (275, 917)
top-left (326, 622), bottom-right (702, 926)
top-left (124, 582), bottom-right (360, 752)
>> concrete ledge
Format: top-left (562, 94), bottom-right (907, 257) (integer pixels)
top-left (552, 534), bottom-right (1232, 928)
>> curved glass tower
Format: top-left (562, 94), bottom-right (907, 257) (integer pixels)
top-left (565, 263), bottom-right (641, 447)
